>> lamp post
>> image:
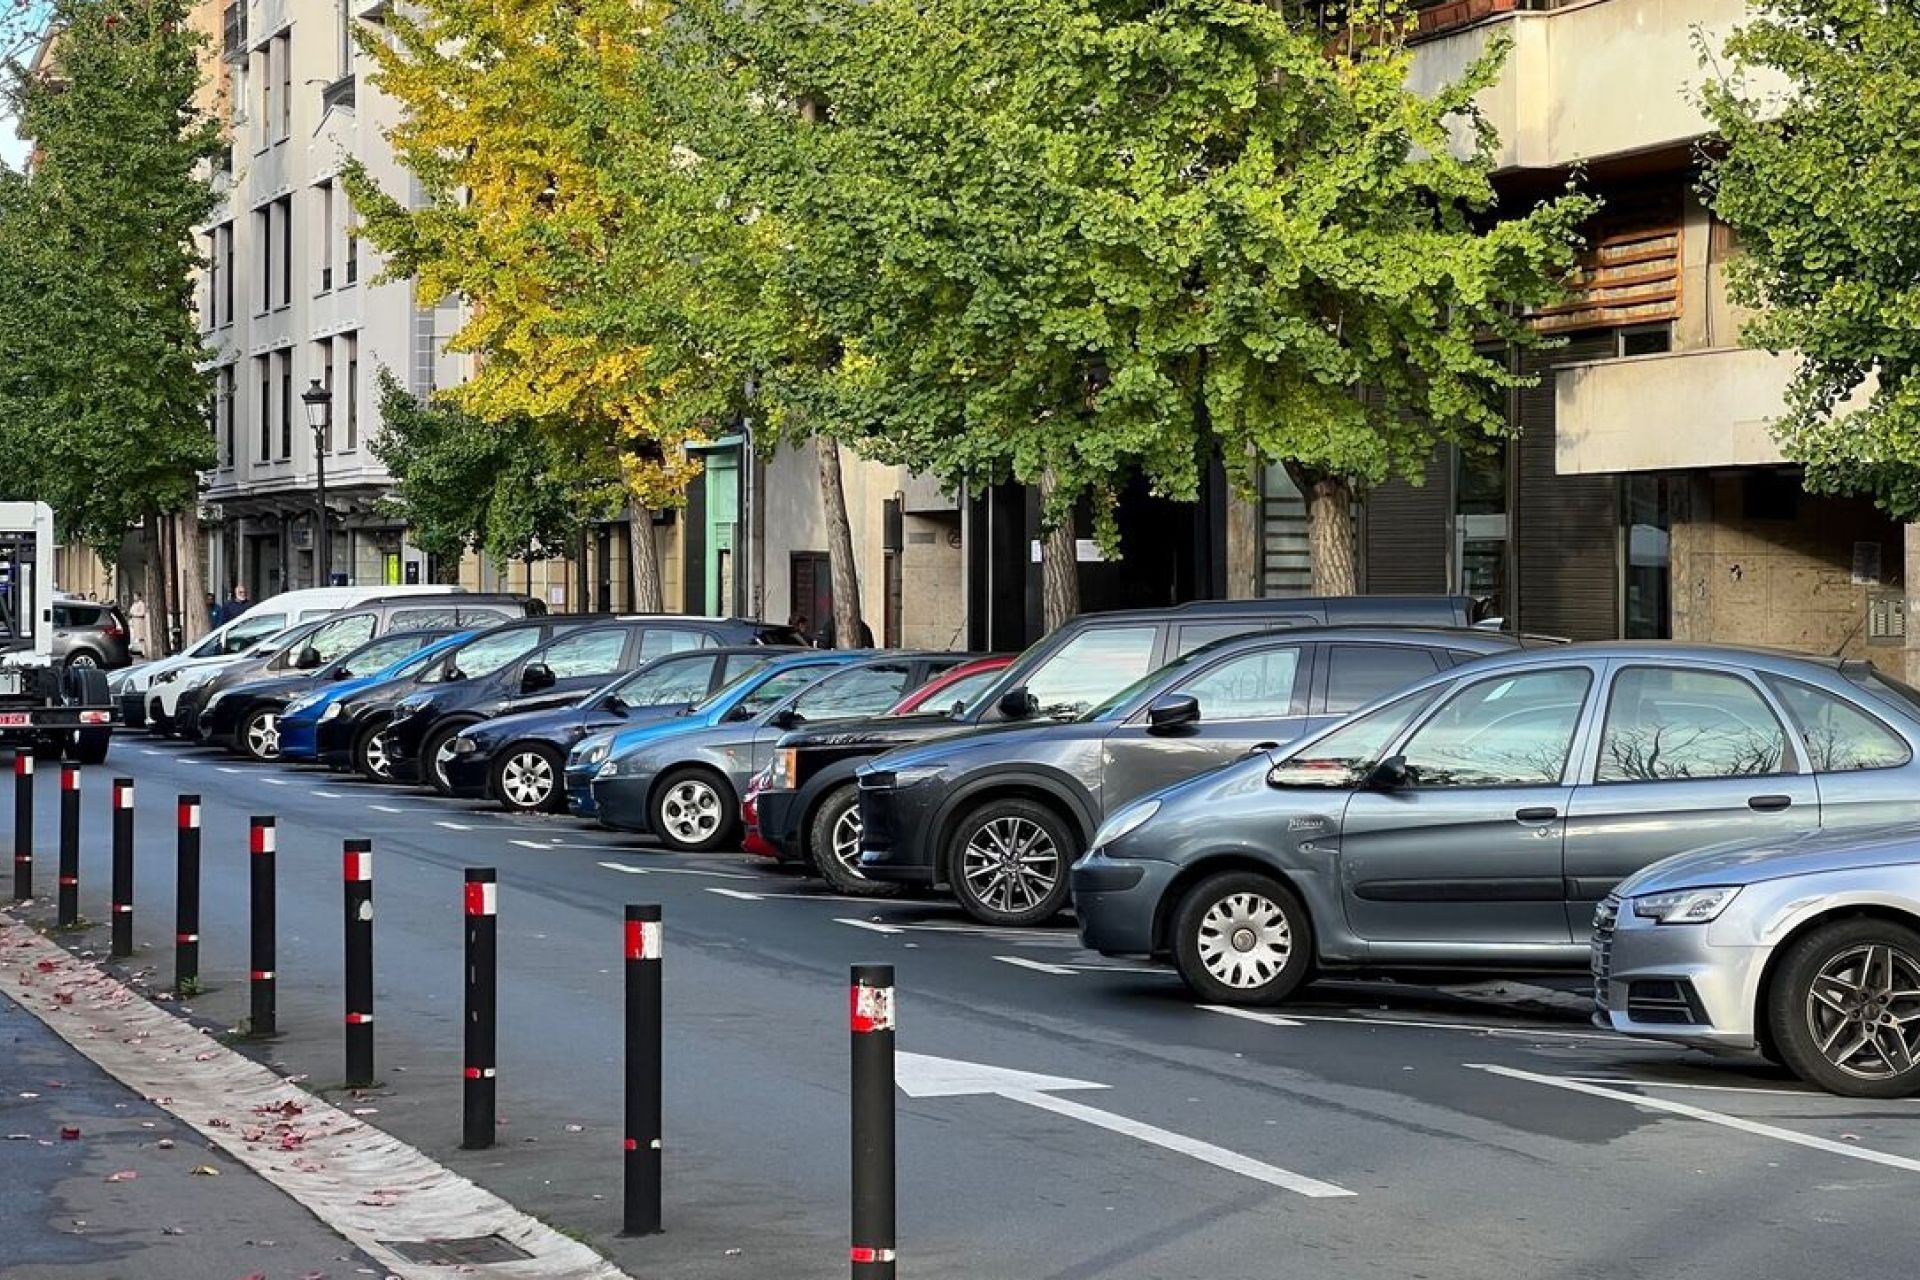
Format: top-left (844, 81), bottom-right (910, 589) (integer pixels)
top-left (301, 379), bottom-right (333, 587)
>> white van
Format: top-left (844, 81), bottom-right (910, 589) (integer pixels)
top-left (108, 585), bottom-right (465, 721)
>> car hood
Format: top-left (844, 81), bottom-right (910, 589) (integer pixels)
top-left (284, 675), bottom-right (380, 716)
top-left (867, 718), bottom-right (1103, 773)
top-left (603, 708), bottom-right (726, 758)
top-left (212, 673), bottom-right (316, 704)
top-left (780, 711), bottom-right (965, 752)
top-left (1618, 825), bottom-right (1920, 897)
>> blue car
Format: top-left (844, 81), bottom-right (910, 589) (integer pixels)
top-left (279, 631), bottom-right (480, 762)
top-left (565, 651), bottom-right (869, 823)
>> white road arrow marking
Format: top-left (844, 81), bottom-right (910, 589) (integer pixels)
top-left (1200, 1004), bottom-right (1304, 1028)
top-left (895, 1052), bottom-right (1352, 1198)
top-left (994, 955), bottom-right (1079, 976)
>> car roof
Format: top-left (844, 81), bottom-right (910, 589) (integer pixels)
top-left (1442, 640), bottom-right (1854, 673)
top-left (1054, 596), bottom-right (1476, 625)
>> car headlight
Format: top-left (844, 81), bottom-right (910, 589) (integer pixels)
top-left (319, 702), bottom-right (343, 723)
top-left (1091, 799), bottom-right (1160, 851)
top-left (888, 764), bottom-right (944, 789)
top-left (772, 748), bottom-right (799, 790)
top-left (575, 741), bottom-right (611, 768)
top-left (393, 697), bottom-right (426, 717)
top-left (285, 694), bottom-right (316, 716)
top-left (183, 670), bottom-right (216, 690)
top-left (154, 669), bottom-right (179, 686)
top-left (595, 760), bottom-right (619, 780)
top-left (451, 735), bottom-right (479, 755)
top-left (1632, 886), bottom-right (1741, 925)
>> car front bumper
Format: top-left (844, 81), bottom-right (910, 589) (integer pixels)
top-left (442, 749), bottom-right (496, 798)
top-left (590, 776), bottom-right (652, 833)
top-left (117, 691), bottom-right (146, 728)
top-left (278, 716), bottom-right (319, 760)
top-left (1071, 850), bottom-right (1177, 956)
top-left (752, 787), bottom-right (803, 861)
top-left (1592, 898), bottom-right (1764, 1050)
top-left (381, 712), bottom-right (431, 782)
top-left (314, 712), bottom-right (362, 769)
top-left (854, 779), bottom-right (941, 884)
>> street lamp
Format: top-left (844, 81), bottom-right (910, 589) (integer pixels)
top-left (301, 378), bottom-right (333, 587)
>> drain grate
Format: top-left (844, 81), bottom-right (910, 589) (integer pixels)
top-left (380, 1234), bottom-right (535, 1266)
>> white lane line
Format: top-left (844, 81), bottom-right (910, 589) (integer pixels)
top-left (435, 820), bottom-right (474, 831)
top-left (705, 887), bottom-right (764, 902)
top-left (1470, 1064), bottom-right (1920, 1174)
top-left (312, 789), bottom-right (345, 798)
top-left (369, 804), bottom-right (406, 813)
top-left (261, 777), bottom-right (290, 786)
top-left (1293, 1011), bottom-right (1645, 1044)
top-left (1201, 1004), bottom-right (1305, 1029)
top-left (590, 858), bottom-right (756, 881)
top-left (139, 749), bottom-right (162, 756)
top-left (216, 766), bottom-right (242, 774)
top-left (598, 860), bottom-right (648, 874)
top-left (995, 955), bottom-right (1080, 976)
top-left (1559, 1076), bottom-right (1870, 1100)
top-left (836, 918), bottom-right (904, 935)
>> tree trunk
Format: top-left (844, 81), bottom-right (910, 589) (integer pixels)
top-left (175, 507), bottom-right (209, 646)
top-left (141, 516), bottom-right (168, 657)
top-left (627, 498), bottom-right (665, 612)
top-left (1288, 464), bottom-right (1358, 596)
top-left (1038, 468), bottom-right (1080, 633)
top-left (818, 438), bottom-right (866, 646)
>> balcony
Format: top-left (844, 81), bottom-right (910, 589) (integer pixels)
top-left (1555, 347), bottom-right (1806, 474)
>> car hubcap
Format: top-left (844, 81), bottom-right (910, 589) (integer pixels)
top-left (831, 805), bottom-right (865, 877)
top-left (366, 732), bottom-right (391, 779)
top-left (1196, 892), bottom-right (1292, 990)
top-left (661, 781), bottom-right (722, 844)
top-left (502, 752), bottom-right (553, 808)
top-left (959, 817), bottom-right (1059, 914)
top-left (1806, 943), bottom-right (1920, 1079)
top-left (433, 737), bottom-right (459, 786)
top-left (247, 713), bottom-right (280, 760)
top-left (69, 655), bottom-right (97, 668)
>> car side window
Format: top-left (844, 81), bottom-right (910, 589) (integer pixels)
top-left (1171, 647), bottom-right (1301, 721)
top-left (722, 653), bottom-right (777, 684)
top-left (638, 628), bottom-right (707, 659)
top-left (738, 669), bottom-right (827, 718)
top-left (538, 628), bottom-right (631, 679)
top-left (306, 613), bottom-right (377, 663)
top-left (335, 635), bottom-right (425, 677)
top-left (616, 656), bottom-right (715, 706)
top-left (394, 607), bottom-right (460, 630)
top-left (454, 606), bottom-right (513, 625)
top-left (441, 629), bottom-right (542, 680)
top-left (1596, 666), bottom-right (1790, 782)
top-left (1766, 676), bottom-right (1911, 773)
top-left (222, 613), bottom-right (287, 653)
top-left (790, 664), bottom-right (913, 720)
top-left (1325, 645), bottom-right (1442, 715)
top-left (1024, 626), bottom-right (1159, 716)
top-left (1400, 668), bottom-right (1593, 788)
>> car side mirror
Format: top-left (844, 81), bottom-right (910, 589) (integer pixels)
top-left (295, 647), bottom-right (322, 670)
top-left (599, 693), bottom-right (628, 713)
top-left (996, 687), bottom-right (1036, 719)
top-left (769, 707), bottom-right (801, 729)
top-left (521, 662), bottom-right (556, 693)
top-left (1146, 694), bottom-right (1200, 734)
top-left (1365, 754), bottom-right (1412, 791)
top-left (329, 666), bottom-right (351, 680)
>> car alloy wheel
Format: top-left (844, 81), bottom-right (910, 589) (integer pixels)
top-left (947, 798), bottom-right (1076, 926)
top-left (1171, 871), bottom-right (1313, 1006)
top-left (356, 722), bottom-right (395, 781)
top-left (498, 747), bottom-right (557, 812)
top-left (243, 709), bottom-right (281, 761)
top-left (66, 652), bottom-right (100, 669)
top-left (1196, 892), bottom-right (1292, 991)
top-left (651, 768), bottom-right (734, 853)
top-left (430, 733), bottom-right (461, 790)
top-left (1769, 916), bottom-right (1920, 1098)
top-left (808, 784), bottom-right (901, 897)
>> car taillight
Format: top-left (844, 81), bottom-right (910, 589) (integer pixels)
top-left (103, 621), bottom-right (124, 639)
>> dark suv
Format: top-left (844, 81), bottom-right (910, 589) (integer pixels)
top-left (381, 615), bottom-right (808, 789)
top-left (754, 596), bottom-right (1484, 886)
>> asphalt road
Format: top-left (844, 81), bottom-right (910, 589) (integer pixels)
top-left (8, 737), bottom-right (1920, 1279)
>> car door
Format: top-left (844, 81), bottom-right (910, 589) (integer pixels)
top-left (502, 626), bottom-right (636, 715)
top-left (1560, 662), bottom-right (1817, 937)
top-left (1101, 643), bottom-right (1310, 813)
top-left (1338, 665), bottom-right (1596, 946)
top-left (1764, 673), bottom-right (1918, 830)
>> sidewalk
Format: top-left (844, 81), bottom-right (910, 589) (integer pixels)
top-left (0, 985), bottom-right (384, 1280)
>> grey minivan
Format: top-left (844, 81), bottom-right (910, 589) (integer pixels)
top-left (1073, 644), bottom-right (1920, 1004)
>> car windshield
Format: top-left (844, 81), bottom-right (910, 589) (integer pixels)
top-left (1846, 664), bottom-right (1920, 719)
top-left (932, 667), bottom-right (1009, 718)
top-left (690, 665), bottom-right (781, 717)
top-left (1079, 652), bottom-right (1203, 722)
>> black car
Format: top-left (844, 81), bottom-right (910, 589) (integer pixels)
top-left (384, 615), bottom-right (809, 790)
top-left (443, 645), bottom-right (804, 812)
top-left (198, 629), bottom-right (460, 761)
top-left (854, 627), bottom-right (1540, 924)
top-left (754, 595), bottom-right (1483, 890)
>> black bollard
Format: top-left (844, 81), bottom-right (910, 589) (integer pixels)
top-left (461, 868), bottom-right (497, 1151)
top-left (56, 763), bottom-right (78, 928)
top-left (249, 816), bottom-right (276, 1037)
top-left (850, 963), bottom-right (896, 1278)
top-left (174, 796), bottom-right (201, 992)
top-left (622, 903), bottom-right (663, 1236)
top-left (343, 839), bottom-right (374, 1087)
top-left (12, 751), bottom-right (33, 901)
top-left (109, 778), bottom-right (134, 959)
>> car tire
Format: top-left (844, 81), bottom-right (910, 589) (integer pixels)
top-left (945, 797), bottom-right (1077, 926)
top-left (238, 706), bottom-right (281, 762)
top-left (491, 742), bottom-right (564, 814)
top-left (1170, 871), bottom-right (1314, 1006)
top-left (650, 767), bottom-right (736, 853)
top-left (808, 784), bottom-right (902, 898)
top-left (353, 718), bottom-right (395, 781)
top-left (1767, 917), bottom-right (1920, 1098)
top-left (421, 722), bottom-right (470, 794)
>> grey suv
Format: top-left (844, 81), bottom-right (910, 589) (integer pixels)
top-left (53, 600), bottom-right (133, 669)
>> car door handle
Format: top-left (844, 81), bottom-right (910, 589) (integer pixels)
top-left (1514, 806), bottom-right (1559, 824)
top-left (1748, 794), bottom-right (1793, 812)
top-left (1250, 741), bottom-right (1279, 754)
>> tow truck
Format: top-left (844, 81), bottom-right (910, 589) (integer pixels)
top-left (0, 502), bottom-right (116, 762)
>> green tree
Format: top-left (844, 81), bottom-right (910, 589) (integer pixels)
top-left (370, 372), bottom-right (622, 571)
top-left (1700, 0), bottom-right (1920, 516)
top-left (0, 0), bottom-right (220, 561)
top-left (665, 0), bottom-right (1596, 596)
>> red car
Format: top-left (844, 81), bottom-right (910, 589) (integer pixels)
top-left (740, 654), bottom-right (1013, 859)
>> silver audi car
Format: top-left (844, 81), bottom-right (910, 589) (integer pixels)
top-left (1595, 825), bottom-right (1920, 1098)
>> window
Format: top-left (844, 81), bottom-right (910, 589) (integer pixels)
top-left (344, 202), bottom-right (359, 285)
top-left (343, 332), bottom-right (359, 448)
top-left (638, 627), bottom-right (707, 660)
top-left (1270, 689), bottom-right (1442, 788)
top-left (1400, 669), bottom-right (1593, 788)
top-left (1767, 678), bottom-right (1910, 773)
top-left (1174, 647), bottom-right (1302, 721)
top-left (536, 628), bottom-right (629, 679)
top-left (1175, 622), bottom-right (1287, 656)
top-left (1596, 667), bottom-right (1788, 783)
top-left (1624, 476), bottom-right (1673, 640)
top-left (313, 338), bottom-right (333, 452)
top-left (434, 629), bottom-right (542, 681)
top-left (789, 664), bottom-right (913, 721)
top-left (336, 634), bottom-right (426, 678)
top-left (274, 196), bottom-right (291, 308)
top-left (303, 613), bottom-right (376, 663)
top-left (276, 349), bottom-right (293, 458)
top-left (451, 606), bottom-right (514, 625)
top-left (1618, 324), bottom-right (1672, 357)
top-left (1024, 625), bottom-right (1158, 717)
top-left (220, 224), bottom-right (234, 324)
top-left (216, 367), bottom-right (235, 467)
top-left (275, 33), bottom-right (291, 141)
top-left (721, 653), bottom-right (776, 684)
top-left (926, 666), bottom-right (1002, 717)
top-left (221, 613), bottom-right (288, 653)
top-left (254, 354), bottom-right (272, 460)
top-left (391, 607), bottom-right (459, 630)
top-left (612, 656), bottom-right (716, 708)
top-left (317, 181), bottom-right (334, 291)
top-left (256, 44), bottom-right (271, 139)
top-left (255, 205), bottom-right (271, 312)
top-left (733, 668), bottom-right (826, 718)
top-left (1325, 645), bottom-right (1442, 715)
top-left (231, 58), bottom-right (248, 126)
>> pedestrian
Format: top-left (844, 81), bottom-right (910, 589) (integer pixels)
top-left (219, 583), bottom-right (251, 625)
top-left (127, 592), bottom-right (151, 657)
top-left (205, 591), bottom-right (217, 629)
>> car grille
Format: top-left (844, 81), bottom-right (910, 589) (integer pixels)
top-left (1590, 894), bottom-right (1619, 1011)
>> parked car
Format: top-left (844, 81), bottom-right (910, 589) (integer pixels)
top-left (1595, 824), bottom-right (1920, 1098)
top-left (1073, 646), bottom-right (1920, 1004)
top-left (315, 614), bottom-right (618, 781)
top-left (753, 596), bottom-right (1477, 900)
top-left (198, 628), bottom-right (461, 761)
top-left (109, 584), bottom-right (475, 728)
top-left (882, 654), bottom-right (1014, 717)
top-left (52, 599), bottom-right (133, 669)
top-left (856, 628), bottom-right (1534, 920)
top-left (442, 646), bottom-right (805, 813)
top-left (583, 652), bottom-right (966, 851)
top-left (384, 616), bottom-right (809, 791)
top-left (565, 651), bottom-right (874, 827)
top-left (279, 631), bottom-right (481, 763)
top-left (175, 594), bottom-right (538, 744)
top-left (149, 619), bottom-right (327, 736)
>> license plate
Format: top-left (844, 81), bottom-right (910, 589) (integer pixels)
top-left (0, 712), bottom-right (30, 727)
